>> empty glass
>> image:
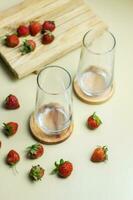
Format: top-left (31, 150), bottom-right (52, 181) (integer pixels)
top-left (76, 29), bottom-right (116, 96)
top-left (34, 66), bottom-right (73, 135)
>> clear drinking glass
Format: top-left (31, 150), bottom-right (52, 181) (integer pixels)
top-left (34, 66), bottom-right (73, 135)
top-left (76, 30), bottom-right (116, 96)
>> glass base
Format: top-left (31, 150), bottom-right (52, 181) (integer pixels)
top-left (30, 114), bottom-right (73, 144)
top-left (78, 66), bottom-right (112, 97)
top-left (35, 103), bottom-right (72, 135)
top-left (73, 79), bottom-right (114, 104)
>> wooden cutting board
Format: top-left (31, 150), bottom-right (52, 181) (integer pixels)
top-left (0, 0), bottom-right (107, 79)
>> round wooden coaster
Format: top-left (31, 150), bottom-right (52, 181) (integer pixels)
top-left (73, 80), bottom-right (114, 104)
top-left (30, 114), bottom-right (73, 144)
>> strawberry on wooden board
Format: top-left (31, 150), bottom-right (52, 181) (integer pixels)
top-left (42, 32), bottom-right (54, 44)
top-left (17, 25), bottom-right (29, 37)
top-left (87, 112), bottom-right (102, 130)
top-left (42, 21), bottom-right (55, 32)
top-left (4, 94), bottom-right (20, 109)
top-left (5, 34), bottom-right (19, 47)
top-left (29, 21), bottom-right (42, 36)
top-left (52, 159), bottom-right (73, 178)
top-left (20, 39), bottom-right (36, 54)
top-left (29, 165), bottom-right (45, 181)
top-left (6, 150), bottom-right (20, 166)
top-left (26, 143), bottom-right (44, 159)
top-left (3, 122), bottom-right (18, 136)
top-left (91, 146), bottom-right (108, 163)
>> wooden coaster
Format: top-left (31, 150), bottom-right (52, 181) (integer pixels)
top-left (73, 80), bottom-right (114, 104)
top-left (30, 114), bottom-right (73, 144)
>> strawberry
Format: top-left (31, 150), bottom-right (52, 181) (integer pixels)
top-left (4, 94), bottom-right (20, 109)
top-left (3, 122), bottom-right (18, 136)
top-left (6, 150), bottom-right (20, 166)
top-left (29, 165), bottom-right (45, 181)
top-left (42, 21), bottom-right (55, 32)
top-left (87, 112), bottom-right (102, 130)
top-left (29, 21), bottom-right (42, 36)
top-left (42, 32), bottom-right (54, 44)
top-left (17, 25), bottom-right (29, 37)
top-left (91, 146), bottom-right (108, 162)
top-left (5, 34), bottom-right (19, 47)
top-left (20, 39), bottom-right (36, 54)
top-left (52, 159), bottom-right (73, 178)
top-left (27, 143), bottom-right (44, 159)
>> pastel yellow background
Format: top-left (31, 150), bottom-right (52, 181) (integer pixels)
top-left (0, 0), bottom-right (133, 200)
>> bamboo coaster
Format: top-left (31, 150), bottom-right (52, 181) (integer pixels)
top-left (73, 80), bottom-right (114, 104)
top-left (30, 114), bottom-right (73, 144)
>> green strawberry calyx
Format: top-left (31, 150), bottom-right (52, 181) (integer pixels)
top-left (92, 112), bottom-right (102, 125)
top-left (102, 145), bottom-right (108, 160)
top-left (20, 40), bottom-right (34, 55)
top-left (8, 161), bottom-right (18, 166)
top-left (27, 144), bottom-right (40, 154)
top-left (3, 123), bottom-right (13, 136)
top-left (51, 159), bottom-right (65, 174)
top-left (29, 165), bottom-right (44, 181)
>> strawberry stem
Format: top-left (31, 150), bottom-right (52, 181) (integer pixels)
top-left (60, 159), bottom-right (64, 165)
top-left (51, 159), bottom-right (65, 175)
top-left (103, 146), bottom-right (108, 160)
top-left (103, 146), bottom-right (108, 153)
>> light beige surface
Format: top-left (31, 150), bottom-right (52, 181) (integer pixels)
top-left (0, 0), bottom-right (133, 200)
top-left (0, 0), bottom-right (107, 79)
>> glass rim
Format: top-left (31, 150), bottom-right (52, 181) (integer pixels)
top-left (37, 65), bottom-right (72, 95)
top-left (83, 30), bottom-right (116, 55)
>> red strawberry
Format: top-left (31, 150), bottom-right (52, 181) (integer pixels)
top-left (6, 150), bottom-right (20, 166)
top-left (4, 94), bottom-right (20, 109)
top-left (42, 32), bottom-right (54, 44)
top-left (3, 122), bottom-right (18, 136)
top-left (27, 143), bottom-right (44, 159)
top-left (52, 159), bottom-right (73, 178)
top-left (29, 21), bottom-right (42, 36)
top-left (87, 112), bottom-right (102, 130)
top-left (20, 39), bottom-right (36, 54)
top-left (42, 21), bottom-right (55, 32)
top-left (5, 34), bottom-right (19, 47)
top-left (17, 25), bottom-right (29, 37)
top-left (91, 146), bottom-right (108, 162)
top-left (29, 165), bottom-right (45, 181)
